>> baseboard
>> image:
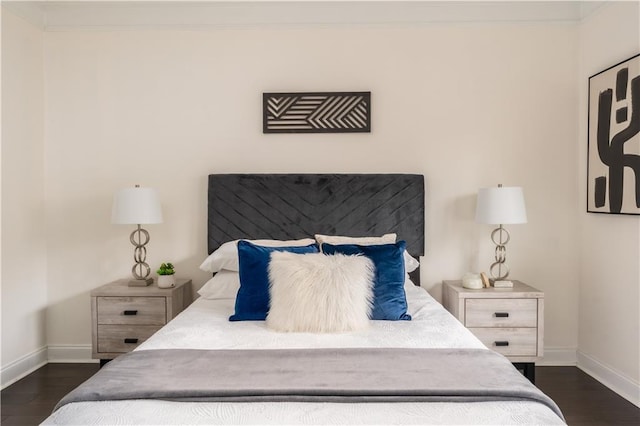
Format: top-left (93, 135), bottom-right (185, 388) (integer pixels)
top-left (1, 346), bottom-right (48, 390)
top-left (47, 344), bottom-right (96, 363)
top-left (577, 350), bottom-right (640, 407)
top-left (538, 347), bottom-right (577, 366)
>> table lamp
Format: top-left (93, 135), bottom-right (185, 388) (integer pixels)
top-left (112, 185), bottom-right (163, 286)
top-left (475, 184), bottom-right (527, 281)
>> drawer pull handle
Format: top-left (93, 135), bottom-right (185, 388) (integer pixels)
top-left (494, 312), bottom-right (509, 318)
top-left (495, 341), bottom-right (509, 347)
top-left (124, 338), bottom-right (139, 344)
top-left (123, 310), bottom-right (138, 316)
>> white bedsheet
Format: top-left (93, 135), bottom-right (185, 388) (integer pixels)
top-left (135, 284), bottom-right (485, 351)
top-left (44, 284), bottom-right (565, 425)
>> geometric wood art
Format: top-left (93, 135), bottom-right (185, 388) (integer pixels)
top-left (263, 91), bottom-right (371, 133)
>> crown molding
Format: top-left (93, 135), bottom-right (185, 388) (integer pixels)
top-left (2, 1), bottom-right (604, 31)
top-left (2, 1), bottom-right (46, 29)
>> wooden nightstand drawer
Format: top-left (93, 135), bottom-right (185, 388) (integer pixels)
top-left (442, 279), bottom-right (544, 378)
top-left (469, 327), bottom-right (538, 356)
top-left (97, 296), bottom-right (166, 325)
top-left (91, 279), bottom-right (193, 361)
top-left (465, 298), bottom-right (537, 328)
top-left (97, 324), bottom-right (161, 353)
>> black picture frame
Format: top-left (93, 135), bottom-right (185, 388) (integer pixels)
top-left (263, 91), bottom-right (371, 134)
top-left (587, 53), bottom-right (640, 215)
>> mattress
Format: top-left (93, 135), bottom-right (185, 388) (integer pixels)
top-left (44, 284), bottom-right (565, 425)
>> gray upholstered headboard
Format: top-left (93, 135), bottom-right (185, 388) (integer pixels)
top-left (207, 174), bottom-right (425, 282)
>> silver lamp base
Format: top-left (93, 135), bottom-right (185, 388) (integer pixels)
top-left (128, 277), bottom-right (154, 287)
top-left (128, 224), bottom-right (154, 286)
top-left (489, 224), bottom-right (510, 281)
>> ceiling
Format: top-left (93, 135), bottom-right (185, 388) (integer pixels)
top-left (3, 1), bottom-right (607, 30)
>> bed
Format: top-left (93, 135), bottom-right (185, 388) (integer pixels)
top-left (44, 174), bottom-right (565, 425)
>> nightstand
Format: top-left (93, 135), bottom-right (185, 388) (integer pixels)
top-left (91, 278), bottom-right (192, 365)
top-left (442, 279), bottom-right (543, 383)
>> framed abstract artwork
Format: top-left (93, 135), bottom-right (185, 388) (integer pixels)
top-left (263, 91), bottom-right (371, 134)
top-left (587, 53), bottom-right (640, 215)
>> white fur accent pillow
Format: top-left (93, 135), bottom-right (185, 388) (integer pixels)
top-left (267, 252), bottom-right (374, 333)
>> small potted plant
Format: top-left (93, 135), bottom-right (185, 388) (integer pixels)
top-left (156, 262), bottom-right (176, 288)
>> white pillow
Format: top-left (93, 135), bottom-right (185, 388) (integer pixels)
top-left (315, 233), bottom-right (420, 273)
top-left (199, 238), bottom-right (316, 273)
top-left (315, 233), bottom-right (397, 246)
top-left (267, 252), bottom-right (374, 333)
top-left (404, 253), bottom-right (420, 273)
top-left (197, 271), bottom-right (240, 300)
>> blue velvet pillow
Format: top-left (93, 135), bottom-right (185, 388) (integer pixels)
top-left (322, 241), bottom-right (411, 321)
top-left (230, 240), bottom-right (319, 321)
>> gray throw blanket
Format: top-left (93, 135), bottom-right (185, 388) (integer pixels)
top-left (54, 348), bottom-right (564, 420)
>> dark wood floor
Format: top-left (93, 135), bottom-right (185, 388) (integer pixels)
top-left (1, 363), bottom-right (99, 425)
top-left (1, 364), bottom-right (638, 425)
top-left (536, 366), bottom-right (639, 425)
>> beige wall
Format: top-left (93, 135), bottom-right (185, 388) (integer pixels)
top-left (3, 0), bottom-right (638, 404)
top-left (1, 9), bottom-right (48, 385)
top-left (577, 2), bottom-right (640, 405)
top-left (41, 22), bottom-right (580, 357)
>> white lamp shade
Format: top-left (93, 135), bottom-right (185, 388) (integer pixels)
top-left (112, 186), bottom-right (163, 225)
top-left (475, 186), bottom-right (527, 225)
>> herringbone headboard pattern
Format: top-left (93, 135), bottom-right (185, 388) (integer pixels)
top-left (207, 174), bottom-right (425, 258)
